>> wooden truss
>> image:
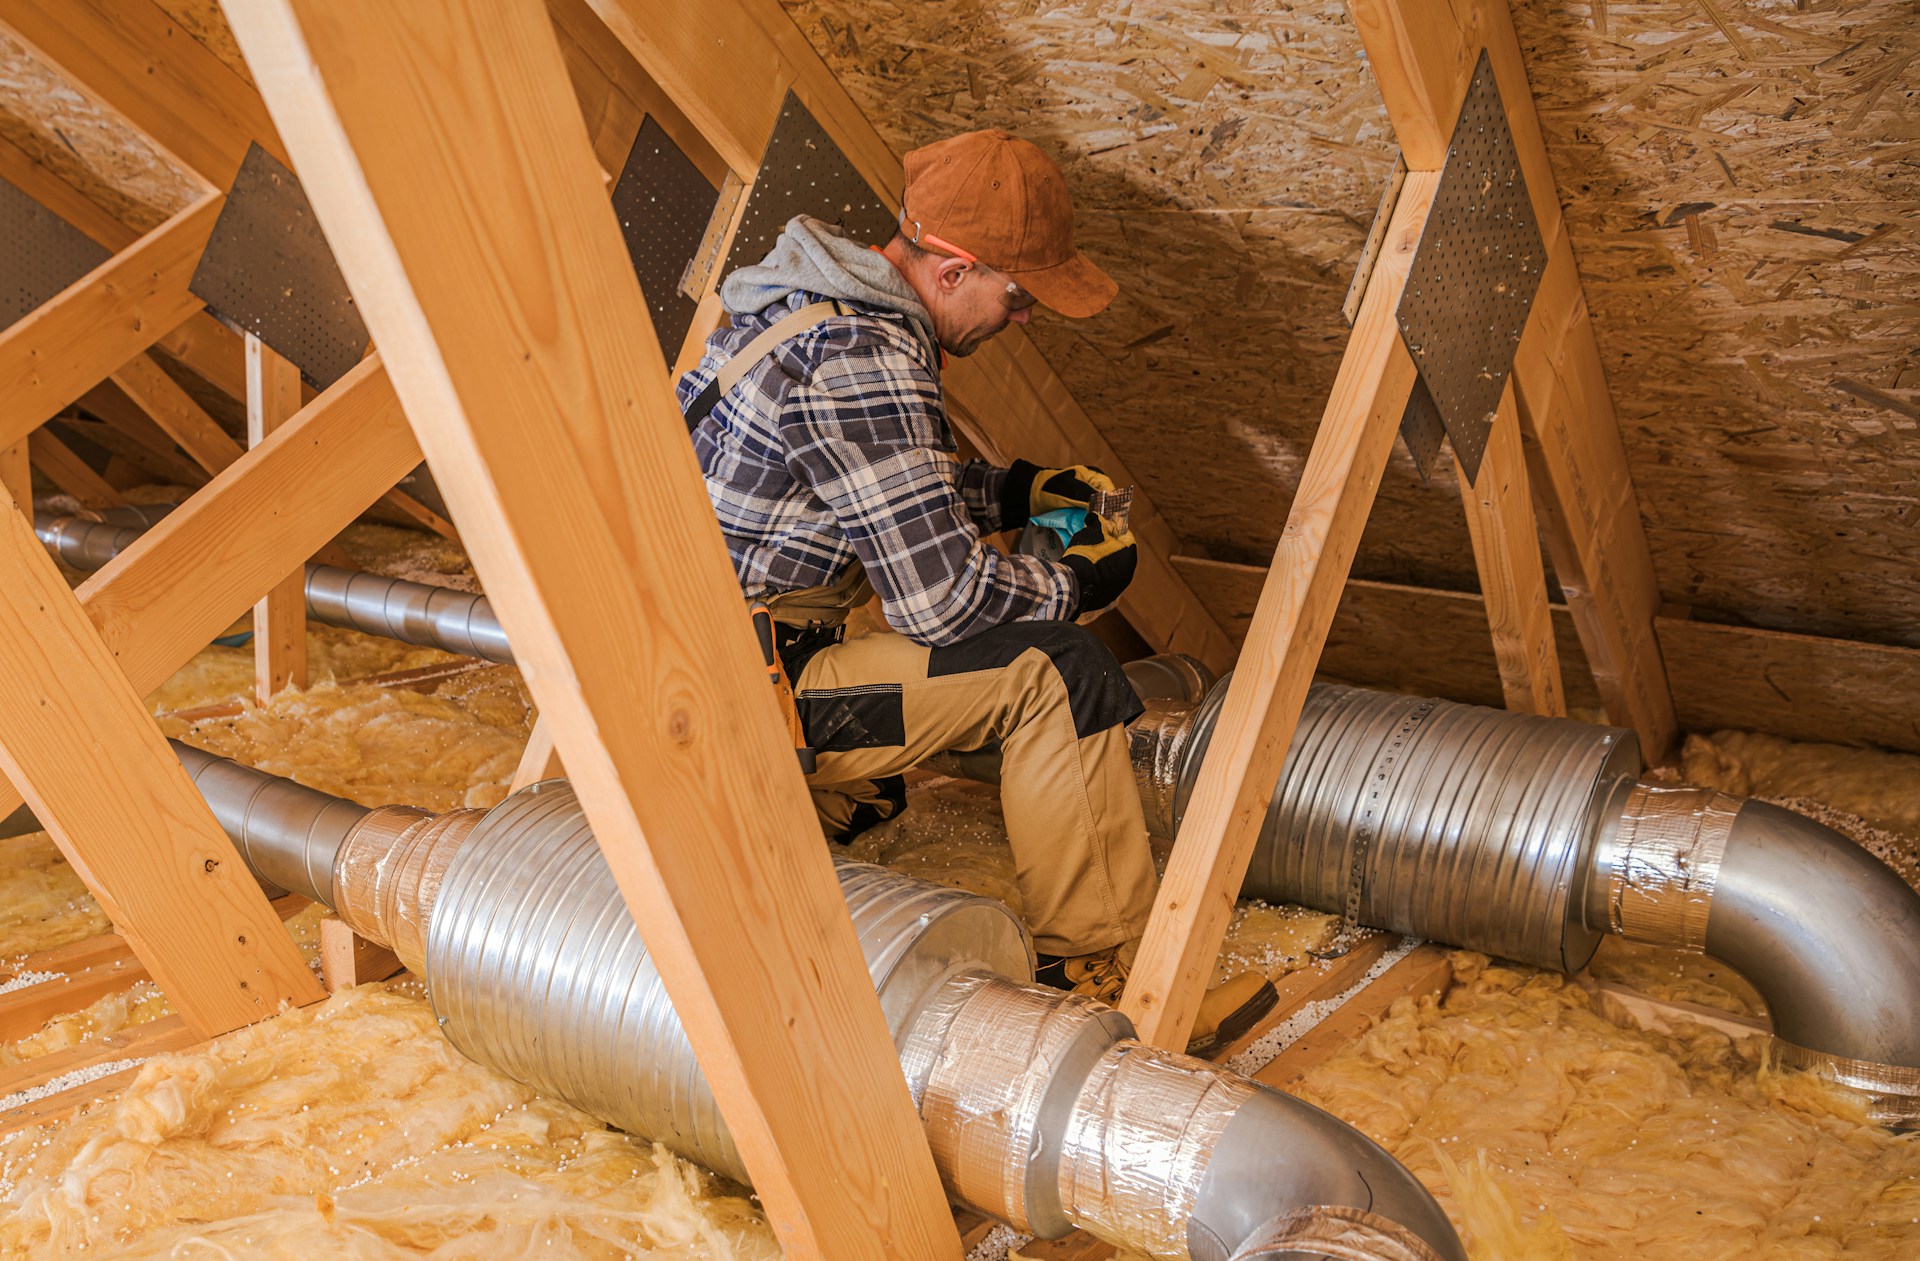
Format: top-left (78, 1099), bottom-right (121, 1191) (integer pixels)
top-left (1121, 0), bottom-right (1679, 1049)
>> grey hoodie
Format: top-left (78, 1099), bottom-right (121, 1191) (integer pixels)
top-left (719, 215), bottom-right (937, 358)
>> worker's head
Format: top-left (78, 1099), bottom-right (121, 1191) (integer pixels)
top-left (884, 130), bottom-right (1115, 357)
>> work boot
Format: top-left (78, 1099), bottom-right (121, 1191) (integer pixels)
top-left (1035, 942), bottom-right (1278, 1057)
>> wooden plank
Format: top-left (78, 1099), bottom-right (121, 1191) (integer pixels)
top-left (588, 0), bottom-right (1238, 674)
top-left (1456, 383), bottom-right (1564, 716)
top-left (1120, 171), bottom-right (1438, 1052)
top-left (110, 352), bottom-right (246, 476)
top-left (0, 894), bottom-right (306, 991)
top-left (0, 357), bottom-right (423, 827)
top-left (545, 0), bottom-right (727, 185)
top-left (57, 413), bottom-right (208, 493)
top-left (227, 3), bottom-right (960, 1256)
top-left (319, 914), bottom-right (403, 991)
top-left (0, 489), bottom-right (325, 1036)
top-left (27, 429), bottom-right (126, 510)
top-left (0, 195), bottom-right (223, 451)
top-left (1253, 946), bottom-right (1455, 1088)
top-left (151, 313), bottom-right (255, 405)
top-left (0, 0), bottom-right (281, 186)
top-left (0, 1014), bottom-right (201, 1105)
top-left (378, 486), bottom-right (458, 540)
top-left (0, 956), bottom-right (150, 1045)
top-left (0, 439), bottom-right (27, 513)
top-left (1212, 932), bottom-right (1402, 1065)
top-left (511, 717), bottom-right (564, 792)
top-left (247, 336), bottom-right (307, 701)
top-left (1346, 0), bottom-right (1676, 758)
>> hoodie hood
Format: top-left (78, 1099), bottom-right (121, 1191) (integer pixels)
top-left (721, 216), bottom-right (936, 355)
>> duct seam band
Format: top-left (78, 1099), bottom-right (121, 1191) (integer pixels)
top-left (1608, 784), bottom-right (1740, 951)
top-left (1228, 1205), bottom-right (1446, 1261)
top-left (1768, 1040), bottom-right (1920, 1129)
top-left (1057, 1042), bottom-right (1253, 1260)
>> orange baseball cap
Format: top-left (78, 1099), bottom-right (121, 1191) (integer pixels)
top-left (901, 130), bottom-right (1117, 318)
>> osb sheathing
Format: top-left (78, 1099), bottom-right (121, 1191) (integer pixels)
top-left (784, 0), bottom-right (1920, 647)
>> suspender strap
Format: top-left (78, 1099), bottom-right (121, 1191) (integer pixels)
top-left (683, 300), bottom-right (845, 424)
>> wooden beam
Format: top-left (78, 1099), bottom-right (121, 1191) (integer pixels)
top-left (1120, 170), bottom-right (1439, 1052)
top-left (0, 356), bottom-right (422, 827)
top-left (319, 914), bottom-right (403, 990)
top-left (1456, 383), bottom-right (1563, 716)
top-left (1252, 946), bottom-right (1455, 1088)
top-left (109, 352), bottom-right (245, 476)
top-left (247, 336), bottom-right (307, 700)
top-left (0, 195), bottom-right (223, 452)
top-left (0, 488), bottom-right (324, 1036)
top-left (26, 429), bottom-right (126, 510)
top-left (1176, 558), bottom-right (1920, 758)
top-left (226, 3), bottom-right (959, 1257)
top-left (586, 0), bottom-right (1238, 674)
top-left (1346, 0), bottom-right (1676, 758)
top-left (0, 0), bottom-right (282, 187)
top-left (0, 440), bottom-right (27, 514)
top-left (511, 717), bottom-right (564, 792)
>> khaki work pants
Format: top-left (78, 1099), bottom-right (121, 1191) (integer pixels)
top-left (792, 620), bottom-right (1158, 957)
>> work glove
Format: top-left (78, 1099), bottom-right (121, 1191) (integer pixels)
top-left (1001, 459), bottom-right (1116, 531)
top-left (1062, 512), bottom-right (1137, 616)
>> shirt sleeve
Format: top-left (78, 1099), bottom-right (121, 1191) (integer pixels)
top-left (780, 343), bottom-right (1075, 645)
top-left (956, 459), bottom-right (1011, 535)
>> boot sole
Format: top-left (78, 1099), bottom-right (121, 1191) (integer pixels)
top-left (1185, 979), bottom-right (1280, 1059)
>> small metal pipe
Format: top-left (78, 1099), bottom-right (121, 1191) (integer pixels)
top-left (169, 740), bottom-right (369, 905)
top-left (33, 510), bottom-right (516, 665)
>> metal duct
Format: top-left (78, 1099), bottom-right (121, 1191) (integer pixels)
top-left (1139, 673), bottom-right (1920, 1126)
top-left (170, 752), bottom-right (1460, 1258)
top-left (32, 510), bottom-right (516, 665)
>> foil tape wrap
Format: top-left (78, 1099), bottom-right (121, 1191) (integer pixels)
top-left (334, 805), bottom-right (483, 971)
top-left (1229, 1205), bottom-right (1446, 1261)
top-left (1128, 699), bottom-right (1196, 840)
top-left (1607, 784), bottom-right (1740, 951)
top-left (1770, 1039), bottom-right (1920, 1129)
top-left (1059, 1041), bottom-right (1255, 1260)
top-left (902, 971), bottom-right (1129, 1233)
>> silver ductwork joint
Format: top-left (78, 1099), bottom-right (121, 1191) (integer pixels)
top-left (169, 739), bottom-right (369, 905)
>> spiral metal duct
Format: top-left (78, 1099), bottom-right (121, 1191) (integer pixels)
top-left (1133, 670), bottom-right (1920, 1125)
top-left (33, 510), bottom-right (515, 665)
top-left (164, 746), bottom-right (1462, 1260)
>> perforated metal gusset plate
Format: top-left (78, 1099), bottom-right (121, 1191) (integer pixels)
top-left (0, 177), bottom-right (109, 330)
top-left (1394, 50), bottom-right (1545, 486)
top-left (721, 92), bottom-right (896, 279)
top-left (1399, 375), bottom-right (1449, 486)
top-left (612, 118), bottom-right (719, 354)
top-left (190, 143), bottom-right (368, 390)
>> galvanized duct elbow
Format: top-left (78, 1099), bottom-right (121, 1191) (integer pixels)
top-left (32, 510), bottom-right (515, 665)
top-left (1141, 676), bottom-right (1920, 1125)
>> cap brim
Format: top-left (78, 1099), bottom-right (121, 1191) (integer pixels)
top-left (1007, 249), bottom-right (1117, 319)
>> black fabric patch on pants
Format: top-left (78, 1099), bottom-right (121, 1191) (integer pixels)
top-left (833, 774), bottom-right (907, 844)
top-left (797, 683), bottom-right (905, 751)
top-left (927, 621), bottom-right (1143, 740)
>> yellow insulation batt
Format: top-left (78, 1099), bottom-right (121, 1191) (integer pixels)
top-left (1291, 953), bottom-right (1920, 1260)
top-left (0, 834), bottom-right (108, 959)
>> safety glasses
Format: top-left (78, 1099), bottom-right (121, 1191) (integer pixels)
top-left (901, 217), bottom-right (1039, 312)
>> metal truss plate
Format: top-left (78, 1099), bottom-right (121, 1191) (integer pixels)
top-left (721, 91), bottom-right (896, 279)
top-left (0, 177), bottom-right (108, 331)
top-left (190, 143), bottom-right (368, 390)
top-left (612, 117), bottom-right (718, 354)
top-left (1398, 374), bottom-right (1449, 486)
top-left (1394, 49), bottom-right (1546, 486)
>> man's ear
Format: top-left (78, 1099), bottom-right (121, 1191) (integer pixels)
top-left (934, 255), bottom-right (973, 295)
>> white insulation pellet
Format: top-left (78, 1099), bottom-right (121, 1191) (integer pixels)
top-left (0, 1057), bottom-right (145, 1113)
top-left (1225, 937), bottom-right (1426, 1079)
top-left (963, 1223), bottom-right (1033, 1261)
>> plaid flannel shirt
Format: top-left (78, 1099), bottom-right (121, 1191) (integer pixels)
top-left (677, 290), bottom-right (1077, 645)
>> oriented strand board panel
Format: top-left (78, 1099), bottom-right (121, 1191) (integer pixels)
top-left (792, 0), bottom-right (1920, 653)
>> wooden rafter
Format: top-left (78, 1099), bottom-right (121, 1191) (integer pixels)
top-left (26, 428), bottom-right (126, 511)
top-left (510, 717), bottom-right (564, 792)
top-left (226, 2), bottom-right (959, 1256)
top-left (0, 493), bottom-right (324, 1036)
top-left (0, 439), bottom-right (29, 515)
top-left (247, 336), bottom-right (307, 700)
top-left (0, 356), bottom-right (420, 827)
top-left (1349, 0), bottom-right (1677, 758)
top-left (1121, 170), bottom-right (1439, 1050)
top-left (0, 195), bottom-right (223, 451)
top-left (586, 0), bottom-right (1239, 673)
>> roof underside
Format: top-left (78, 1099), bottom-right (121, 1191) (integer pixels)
top-left (4, 0), bottom-right (1915, 651)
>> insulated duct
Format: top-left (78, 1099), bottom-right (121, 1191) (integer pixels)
top-left (1134, 673), bottom-right (1920, 1126)
top-left (165, 744), bottom-right (1464, 1261)
top-left (35, 510), bottom-right (514, 665)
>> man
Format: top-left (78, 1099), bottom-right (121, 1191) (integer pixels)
top-left (678, 130), bottom-right (1273, 1054)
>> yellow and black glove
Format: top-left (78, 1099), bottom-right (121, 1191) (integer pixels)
top-left (1002, 459), bottom-right (1116, 530)
top-left (1062, 512), bottom-right (1137, 616)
